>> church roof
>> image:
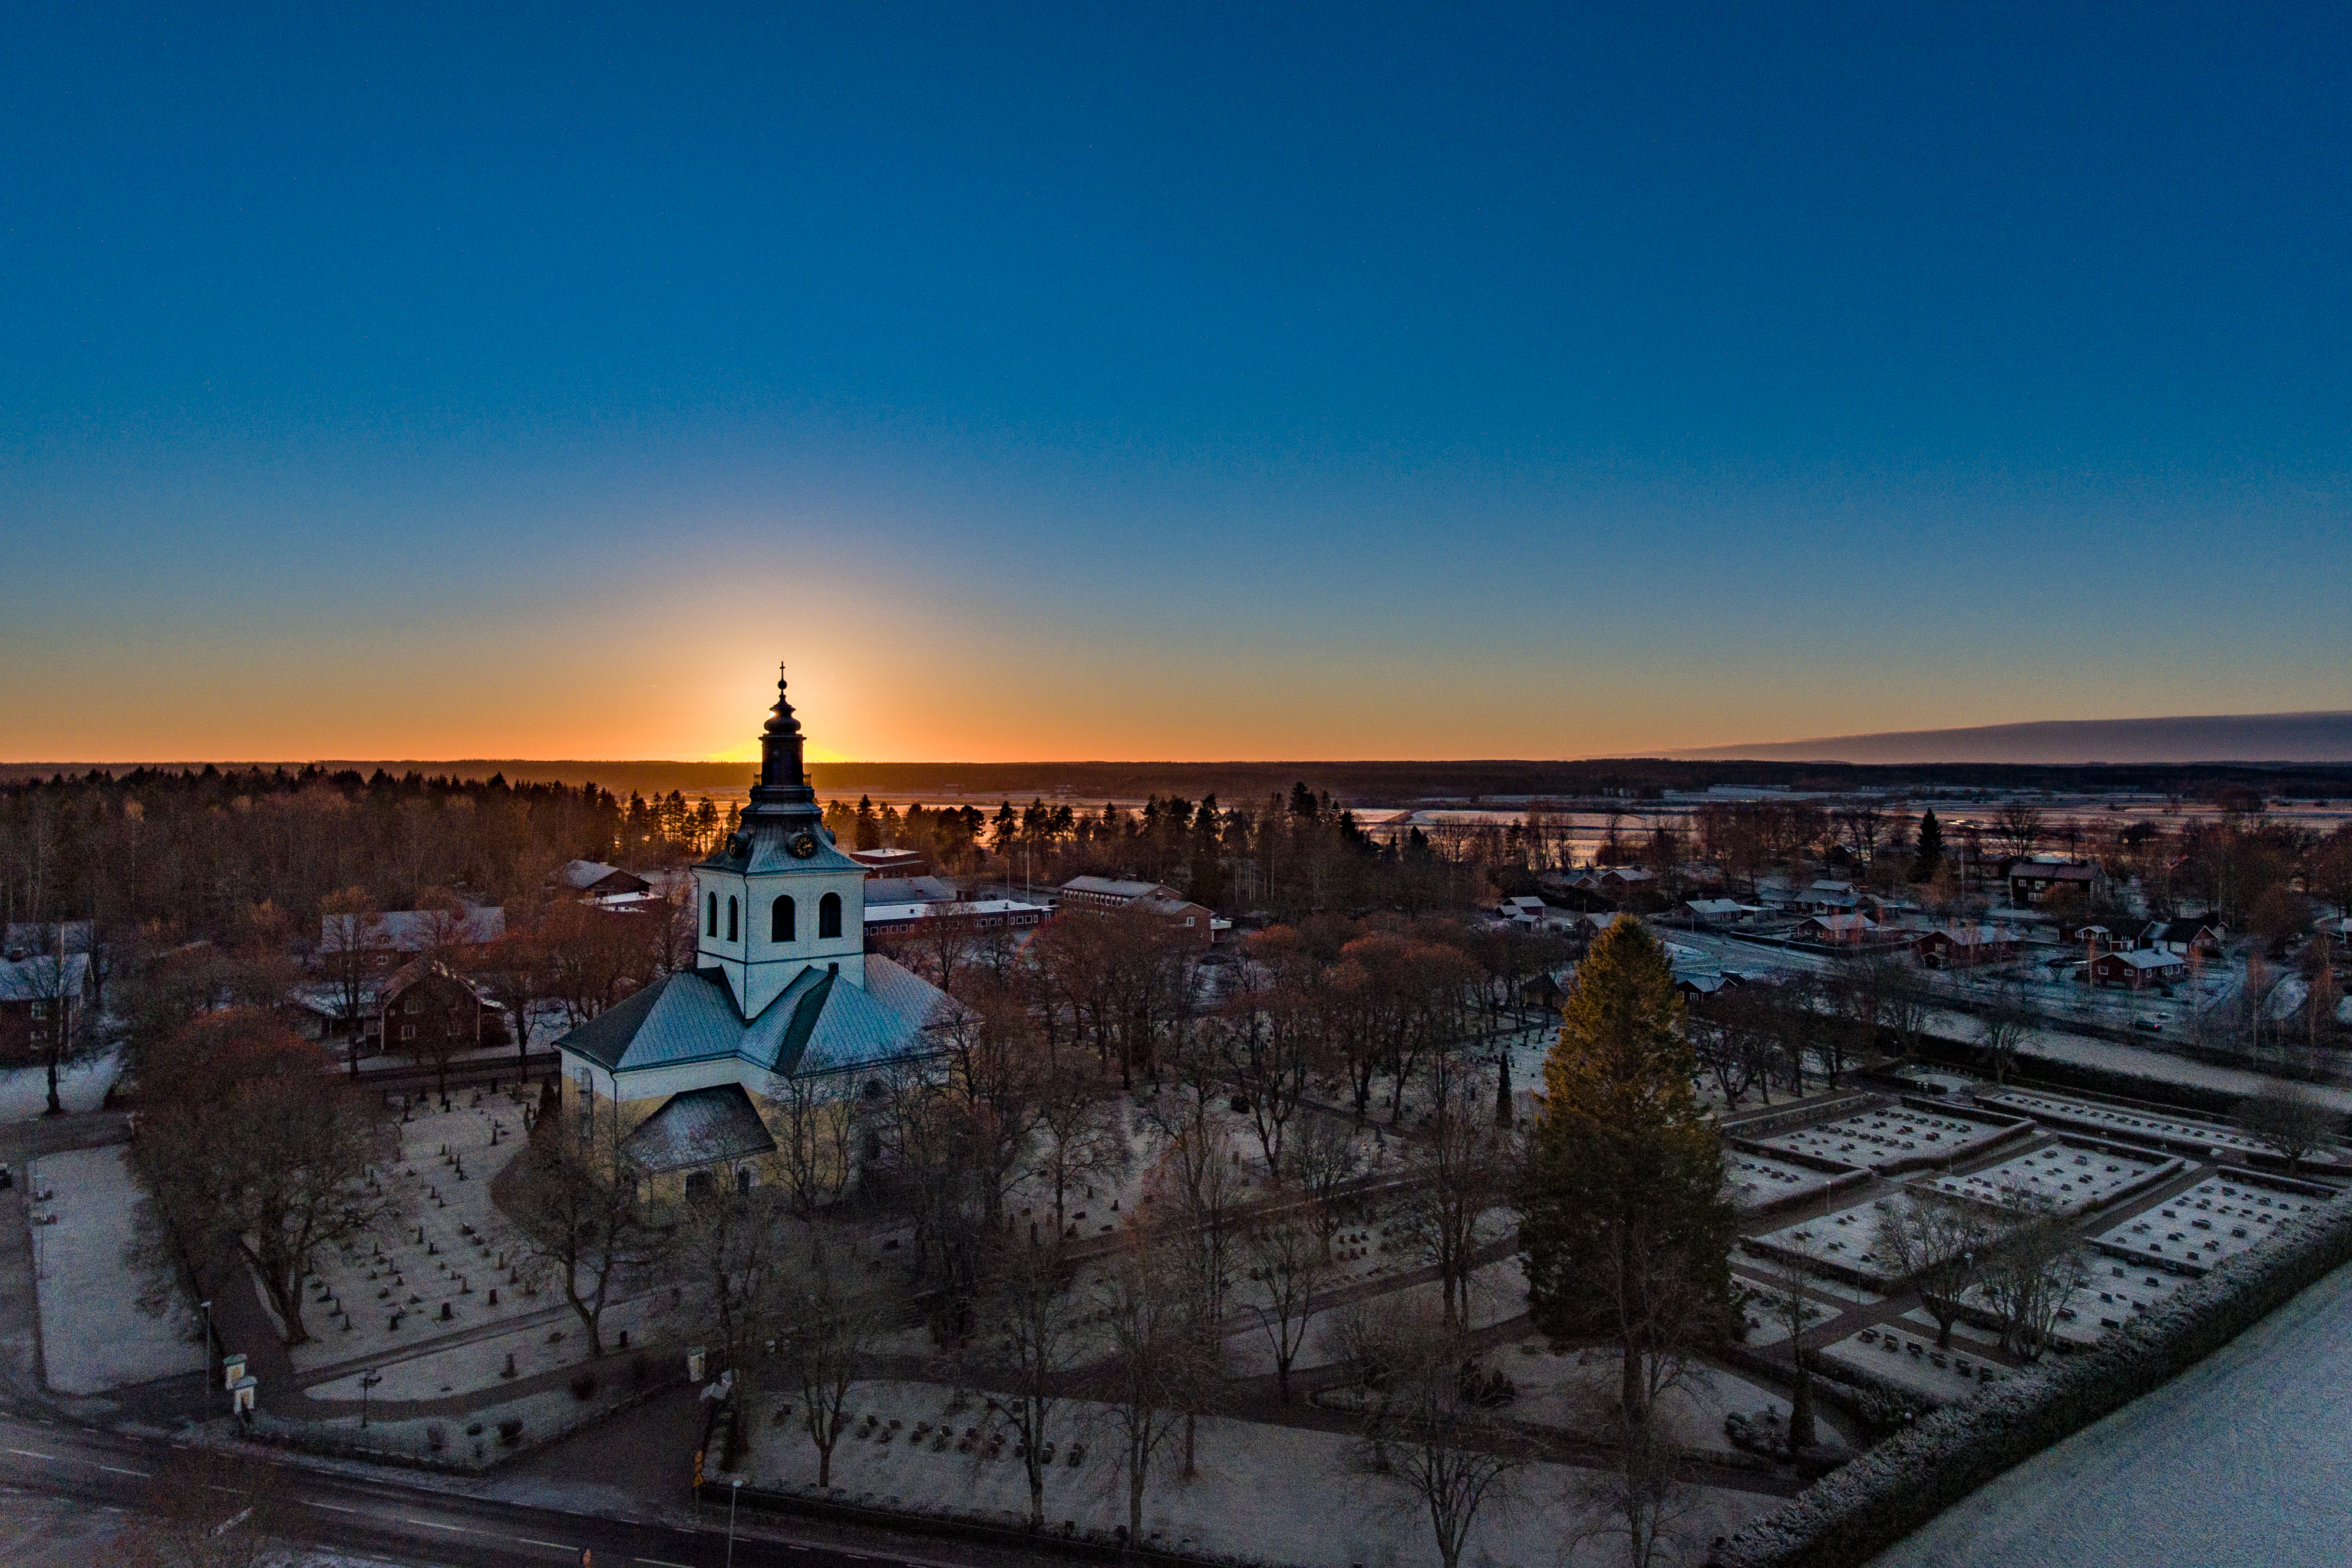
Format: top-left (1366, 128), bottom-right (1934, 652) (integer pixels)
top-left (555, 952), bottom-right (954, 1081)
top-left (619, 1082), bottom-right (778, 1173)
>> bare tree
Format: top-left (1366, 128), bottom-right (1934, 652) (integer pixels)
top-left (1568, 1409), bottom-right (1706, 1568)
top-left (318, 886), bottom-right (383, 1073)
top-left (1094, 1231), bottom-right (1210, 1539)
top-left (1994, 801), bottom-right (2046, 857)
top-left (2232, 1080), bottom-right (2341, 1177)
top-left (90, 1446), bottom-right (291, 1568)
top-left (1981, 1193), bottom-right (2087, 1362)
top-left (1754, 1225), bottom-right (1828, 1452)
top-left (1242, 1200), bottom-right (1334, 1402)
top-left (1345, 1306), bottom-right (1525, 1568)
top-left (130, 1009), bottom-right (399, 1345)
top-left (1872, 1190), bottom-right (1996, 1350)
top-left (504, 1094), bottom-right (671, 1355)
top-left (976, 1240), bottom-right (1084, 1531)
top-left (1976, 980), bottom-right (2034, 1085)
top-left (780, 1254), bottom-right (885, 1488)
top-left (1397, 1101), bottom-right (1511, 1329)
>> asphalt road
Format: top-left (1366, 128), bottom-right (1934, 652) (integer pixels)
top-left (0, 1409), bottom-right (1007, 1568)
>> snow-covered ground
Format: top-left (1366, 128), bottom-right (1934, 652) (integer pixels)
top-left (0, 1049), bottom-right (122, 1123)
top-left (1912, 1142), bottom-right (2179, 1215)
top-left (1820, 1326), bottom-right (2003, 1401)
top-left (31, 1143), bottom-right (197, 1393)
top-left (1724, 1147), bottom-right (1859, 1210)
top-left (1975, 1088), bottom-right (2336, 1167)
top-left (1754, 1105), bottom-right (2018, 1171)
top-left (1749, 1199), bottom-right (1909, 1285)
top-left (283, 1089), bottom-right (536, 1372)
top-left (1872, 1257), bottom-right (2352, 1568)
top-left (733, 1378), bottom-right (1779, 1568)
top-left (2091, 1177), bottom-right (2327, 1275)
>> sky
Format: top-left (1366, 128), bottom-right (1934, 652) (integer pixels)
top-left (2, 3), bottom-right (2346, 764)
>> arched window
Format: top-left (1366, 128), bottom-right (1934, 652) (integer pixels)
top-left (705, 892), bottom-right (717, 936)
top-left (819, 891), bottom-right (842, 939)
top-left (771, 894), bottom-right (796, 942)
top-left (726, 896), bottom-right (738, 942)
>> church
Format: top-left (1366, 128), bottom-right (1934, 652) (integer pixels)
top-left (551, 668), bottom-right (958, 1194)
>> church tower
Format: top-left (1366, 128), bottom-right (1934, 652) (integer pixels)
top-left (691, 667), bottom-right (867, 1015)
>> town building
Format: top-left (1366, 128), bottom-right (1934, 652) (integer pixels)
top-left (1058, 876), bottom-right (1183, 910)
top-left (2090, 948), bottom-right (2189, 991)
top-left (1912, 923), bottom-right (2025, 968)
top-left (847, 847), bottom-right (929, 878)
top-left (2002, 856), bottom-right (2103, 907)
top-left (318, 906), bottom-right (506, 963)
top-left (552, 670), bottom-right (958, 1197)
top-left (865, 897), bottom-right (1051, 940)
top-left (0, 952), bottom-right (91, 1065)
top-left (1793, 912), bottom-right (1879, 945)
top-left (555, 860), bottom-right (654, 900)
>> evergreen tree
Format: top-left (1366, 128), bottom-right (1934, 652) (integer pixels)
top-left (854, 795), bottom-right (881, 850)
top-left (1910, 808), bottom-right (1945, 884)
top-left (1518, 919), bottom-right (1735, 1420)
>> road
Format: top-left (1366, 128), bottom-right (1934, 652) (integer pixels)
top-left (0, 1407), bottom-right (1030, 1568)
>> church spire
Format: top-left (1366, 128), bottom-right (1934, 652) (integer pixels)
top-left (758, 663), bottom-right (807, 790)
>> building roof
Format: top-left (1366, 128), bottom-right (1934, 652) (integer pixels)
top-left (1919, 923), bottom-right (2021, 946)
top-left (866, 897), bottom-right (1046, 923)
top-left (862, 876), bottom-right (959, 907)
top-left (3, 921), bottom-right (93, 958)
top-left (320, 906), bottom-right (506, 953)
top-left (0, 952), bottom-right (90, 1003)
top-left (556, 952), bottom-right (954, 1081)
top-left (619, 1082), bottom-right (778, 1173)
top-left (1684, 899), bottom-right (1745, 917)
top-left (1061, 876), bottom-right (1178, 900)
top-left (1802, 913), bottom-right (1878, 935)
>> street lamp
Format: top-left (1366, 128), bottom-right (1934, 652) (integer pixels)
top-left (726, 1477), bottom-right (743, 1568)
top-left (359, 1368), bottom-right (382, 1430)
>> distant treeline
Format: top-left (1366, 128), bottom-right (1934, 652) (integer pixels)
top-left (8, 756), bottom-right (2352, 802)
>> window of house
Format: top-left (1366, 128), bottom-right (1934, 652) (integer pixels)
top-left (819, 891), bottom-right (842, 939)
top-left (401, 1024), bottom-right (415, 1041)
top-left (736, 1167), bottom-right (753, 1196)
top-left (684, 1170), bottom-right (715, 1199)
top-left (726, 896), bottom-right (738, 942)
top-left (707, 892), bottom-right (718, 936)
top-left (772, 894), bottom-right (795, 942)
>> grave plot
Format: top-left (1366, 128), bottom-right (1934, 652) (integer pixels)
top-left (1978, 1088), bottom-right (2335, 1167)
top-left (285, 1089), bottom-right (538, 1375)
top-left (1820, 1326), bottom-right (2004, 1402)
top-left (1746, 1198), bottom-right (1910, 1286)
top-left (1971, 1258), bottom-right (2193, 1347)
top-left (1723, 1148), bottom-right (1858, 1212)
top-left (1735, 1290), bottom-right (1839, 1346)
top-left (1911, 1141), bottom-right (2179, 1216)
top-left (1752, 1104), bottom-right (2021, 1171)
top-left (2093, 1176), bottom-right (2328, 1274)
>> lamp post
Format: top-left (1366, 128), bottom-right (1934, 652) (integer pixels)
top-left (726, 1477), bottom-right (743, 1568)
top-left (359, 1368), bottom-right (382, 1429)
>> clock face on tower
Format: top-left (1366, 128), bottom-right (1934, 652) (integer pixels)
top-left (787, 831), bottom-right (819, 859)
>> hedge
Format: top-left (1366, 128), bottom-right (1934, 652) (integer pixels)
top-left (1710, 1186), bottom-right (2352, 1568)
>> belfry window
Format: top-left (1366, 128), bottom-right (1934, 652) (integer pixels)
top-left (819, 892), bottom-right (842, 939)
top-left (772, 894), bottom-right (796, 942)
top-left (726, 896), bottom-right (738, 942)
top-left (706, 892), bottom-right (717, 936)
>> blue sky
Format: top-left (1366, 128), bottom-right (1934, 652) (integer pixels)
top-left (3, 3), bottom-right (2345, 761)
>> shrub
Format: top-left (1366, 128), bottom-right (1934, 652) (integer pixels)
top-left (497, 1418), bottom-right (524, 1447)
top-left (569, 1370), bottom-right (598, 1401)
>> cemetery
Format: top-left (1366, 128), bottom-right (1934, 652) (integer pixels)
top-left (1976, 1087), bottom-right (2340, 1167)
top-left (278, 1084), bottom-right (540, 1375)
top-left (1909, 1138), bottom-right (2181, 1215)
top-left (1817, 1326), bottom-right (2006, 1403)
top-left (1723, 1143), bottom-right (1867, 1212)
top-left (2091, 1173), bottom-right (2333, 1275)
top-left (1751, 1100), bottom-right (2027, 1172)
